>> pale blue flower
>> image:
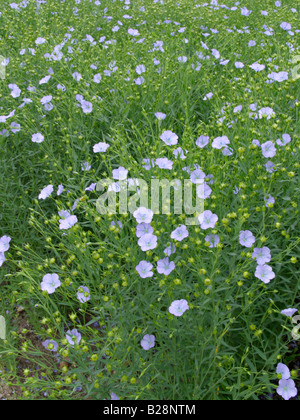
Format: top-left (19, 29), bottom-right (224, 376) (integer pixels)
top-left (72, 72), bottom-right (82, 81)
top-left (138, 233), bottom-right (158, 252)
top-left (157, 257), bottom-right (175, 276)
top-left (155, 158), bottom-right (173, 170)
top-left (205, 234), bottom-right (220, 248)
top-left (112, 166), bottom-right (128, 180)
top-left (276, 134), bottom-right (291, 146)
top-left (252, 247), bottom-right (271, 265)
top-left (57, 184), bottom-right (64, 196)
top-left (212, 136), bottom-right (230, 149)
top-left (196, 135), bottom-right (209, 148)
top-left (66, 328), bottom-right (81, 347)
top-left (0, 236), bottom-right (11, 253)
top-left (59, 215), bottom-right (78, 230)
top-left (81, 100), bottom-right (93, 114)
top-left (261, 141), bottom-right (276, 158)
top-left (155, 112), bottom-right (166, 120)
top-left (277, 379), bottom-right (297, 400)
top-left (198, 211), bottom-right (218, 230)
top-left (141, 334), bottom-right (155, 350)
top-left (239, 230), bottom-right (255, 248)
top-left (169, 299), bottom-right (189, 317)
top-left (77, 286), bottom-right (90, 303)
top-left (0, 252), bottom-right (6, 267)
top-left (42, 339), bottom-right (58, 352)
top-left (276, 363), bottom-right (290, 380)
top-left (8, 84), bottom-right (21, 98)
top-left (93, 142), bottom-right (110, 153)
top-left (281, 308), bottom-right (298, 317)
top-left (171, 225), bottom-right (189, 241)
top-left (93, 73), bottom-right (102, 83)
top-left (136, 261), bottom-right (154, 278)
top-left (255, 264), bottom-right (275, 284)
top-left (35, 37), bottom-right (46, 45)
top-left (163, 243), bottom-right (176, 256)
top-left (133, 207), bottom-right (154, 224)
top-left (38, 185), bottom-right (53, 200)
top-left (41, 274), bottom-right (61, 294)
top-left (190, 169), bottom-right (206, 184)
top-left (31, 133), bottom-right (44, 143)
top-left (160, 130), bottom-right (178, 146)
top-left (136, 223), bottom-right (153, 238)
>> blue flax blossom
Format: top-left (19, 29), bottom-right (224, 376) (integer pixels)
top-left (93, 73), bottom-right (102, 83)
top-left (265, 194), bottom-right (275, 208)
top-left (171, 225), bottom-right (189, 241)
top-left (128, 28), bottom-right (140, 36)
top-left (160, 130), bottom-right (178, 146)
top-left (280, 22), bottom-right (291, 31)
top-left (281, 308), bottom-right (298, 317)
top-left (239, 230), bottom-right (255, 248)
top-left (0, 236), bottom-right (11, 253)
top-left (35, 37), bottom-right (46, 45)
top-left (42, 339), bottom-right (58, 352)
top-left (136, 261), bottom-right (154, 278)
top-left (261, 141), bottom-right (276, 158)
top-left (39, 75), bottom-right (51, 85)
top-left (197, 182), bottom-right (212, 199)
top-left (133, 207), bottom-right (154, 224)
top-left (59, 215), bottom-right (78, 230)
top-left (0, 252), bottom-right (6, 268)
top-left (57, 184), bottom-right (64, 196)
top-left (38, 185), bottom-right (53, 200)
top-left (164, 243), bottom-right (176, 256)
top-left (252, 247), bottom-right (271, 265)
top-left (141, 334), bottom-right (155, 350)
top-left (155, 158), bottom-right (173, 169)
top-left (157, 257), bottom-right (175, 276)
top-left (205, 234), bottom-right (220, 248)
top-left (276, 363), bottom-right (290, 380)
top-left (81, 100), bottom-right (93, 114)
top-left (276, 134), bottom-right (291, 146)
top-left (138, 233), bottom-right (158, 252)
top-left (212, 136), bottom-right (230, 149)
top-left (198, 210), bottom-right (218, 230)
top-left (276, 379), bottom-right (297, 400)
top-left (136, 223), bottom-right (153, 238)
top-left (8, 84), bottom-right (21, 98)
top-left (268, 71), bottom-right (289, 83)
top-left (155, 112), bottom-right (166, 120)
top-left (66, 328), bottom-right (81, 347)
top-left (173, 147), bottom-right (187, 160)
top-left (169, 299), bottom-right (189, 317)
top-left (41, 274), bottom-right (61, 294)
top-left (112, 166), bottom-right (128, 180)
top-left (258, 107), bottom-right (275, 119)
top-left (190, 169), bottom-right (206, 184)
top-left (32, 133), bottom-right (44, 143)
top-left (77, 286), bottom-right (90, 303)
top-left (196, 135), bottom-right (209, 148)
top-left (255, 264), bottom-right (275, 284)
top-left (136, 65), bottom-right (146, 74)
top-left (93, 142), bottom-right (110, 153)
top-left (249, 62), bottom-right (265, 72)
